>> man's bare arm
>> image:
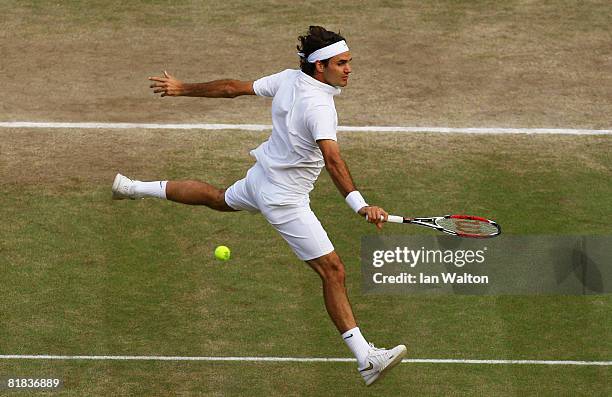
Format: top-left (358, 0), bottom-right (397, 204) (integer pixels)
top-left (148, 71), bottom-right (255, 98)
top-left (318, 139), bottom-right (356, 197)
top-left (317, 139), bottom-right (387, 228)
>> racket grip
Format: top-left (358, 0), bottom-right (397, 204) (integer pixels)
top-left (387, 215), bottom-right (404, 224)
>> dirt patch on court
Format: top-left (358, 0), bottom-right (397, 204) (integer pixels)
top-left (2, 1), bottom-right (611, 128)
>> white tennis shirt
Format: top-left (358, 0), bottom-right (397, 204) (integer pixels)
top-left (251, 69), bottom-right (341, 204)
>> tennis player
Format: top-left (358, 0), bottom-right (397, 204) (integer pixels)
top-left (113, 26), bottom-right (406, 386)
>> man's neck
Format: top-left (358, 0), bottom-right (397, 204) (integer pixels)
top-left (313, 72), bottom-right (332, 87)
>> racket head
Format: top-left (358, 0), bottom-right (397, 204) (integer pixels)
top-left (434, 215), bottom-right (501, 238)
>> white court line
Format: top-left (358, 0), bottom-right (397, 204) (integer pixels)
top-left (1, 355), bottom-right (610, 366)
top-left (1, 121), bottom-right (611, 135)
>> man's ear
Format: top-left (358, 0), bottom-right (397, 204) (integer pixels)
top-left (315, 60), bottom-right (325, 73)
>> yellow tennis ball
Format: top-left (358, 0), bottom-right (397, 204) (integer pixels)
top-left (214, 245), bottom-right (231, 261)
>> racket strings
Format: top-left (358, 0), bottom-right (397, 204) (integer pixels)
top-left (436, 218), bottom-right (499, 236)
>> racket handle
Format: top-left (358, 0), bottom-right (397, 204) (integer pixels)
top-left (365, 214), bottom-right (404, 223)
top-left (387, 215), bottom-right (404, 223)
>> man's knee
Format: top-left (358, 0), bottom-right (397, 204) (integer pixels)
top-left (210, 188), bottom-right (235, 212)
top-left (212, 188), bottom-right (226, 208)
top-left (308, 252), bottom-right (346, 284)
top-left (327, 262), bottom-right (346, 284)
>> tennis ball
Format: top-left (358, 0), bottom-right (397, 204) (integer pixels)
top-left (214, 245), bottom-right (231, 261)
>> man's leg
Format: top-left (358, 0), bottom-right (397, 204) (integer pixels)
top-left (112, 174), bottom-right (236, 212)
top-left (306, 251), bottom-right (356, 333)
top-left (306, 250), bottom-right (407, 386)
top-left (166, 180), bottom-right (235, 211)
top-left (306, 251), bottom-right (370, 367)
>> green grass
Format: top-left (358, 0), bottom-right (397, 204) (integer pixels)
top-left (1, 129), bottom-right (611, 395)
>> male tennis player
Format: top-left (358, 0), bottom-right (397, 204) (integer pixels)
top-left (112, 26), bottom-right (406, 386)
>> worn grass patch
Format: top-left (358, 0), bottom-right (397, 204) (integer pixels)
top-left (2, 1), bottom-right (611, 127)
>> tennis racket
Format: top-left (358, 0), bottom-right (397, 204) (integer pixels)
top-left (385, 214), bottom-right (501, 238)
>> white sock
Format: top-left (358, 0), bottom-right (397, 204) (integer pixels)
top-left (132, 181), bottom-right (167, 199)
top-left (342, 327), bottom-right (371, 369)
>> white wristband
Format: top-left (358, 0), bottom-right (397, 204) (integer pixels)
top-left (345, 191), bottom-right (368, 213)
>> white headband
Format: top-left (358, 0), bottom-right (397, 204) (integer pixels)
top-left (298, 40), bottom-right (349, 63)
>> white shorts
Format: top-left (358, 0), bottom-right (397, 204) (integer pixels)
top-left (224, 163), bottom-right (334, 261)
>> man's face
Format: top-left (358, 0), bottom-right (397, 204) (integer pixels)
top-left (321, 51), bottom-right (352, 87)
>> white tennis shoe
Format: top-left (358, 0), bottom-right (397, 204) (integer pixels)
top-left (112, 173), bottom-right (139, 200)
top-left (359, 343), bottom-right (407, 386)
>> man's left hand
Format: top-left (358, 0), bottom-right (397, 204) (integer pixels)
top-left (149, 71), bottom-right (184, 97)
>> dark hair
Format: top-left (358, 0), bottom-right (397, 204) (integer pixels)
top-left (297, 26), bottom-right (346, 76)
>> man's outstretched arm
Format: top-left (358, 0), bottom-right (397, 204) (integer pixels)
top-left (317, 139), bottom-right (388, 229)
top-left (148, 71), bottom-right (255, 98)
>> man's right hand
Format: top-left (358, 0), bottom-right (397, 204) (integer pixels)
top-left (149, 71), bottom-right (184, 97)
top-left (359, 206), bottom-right (388, 230)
